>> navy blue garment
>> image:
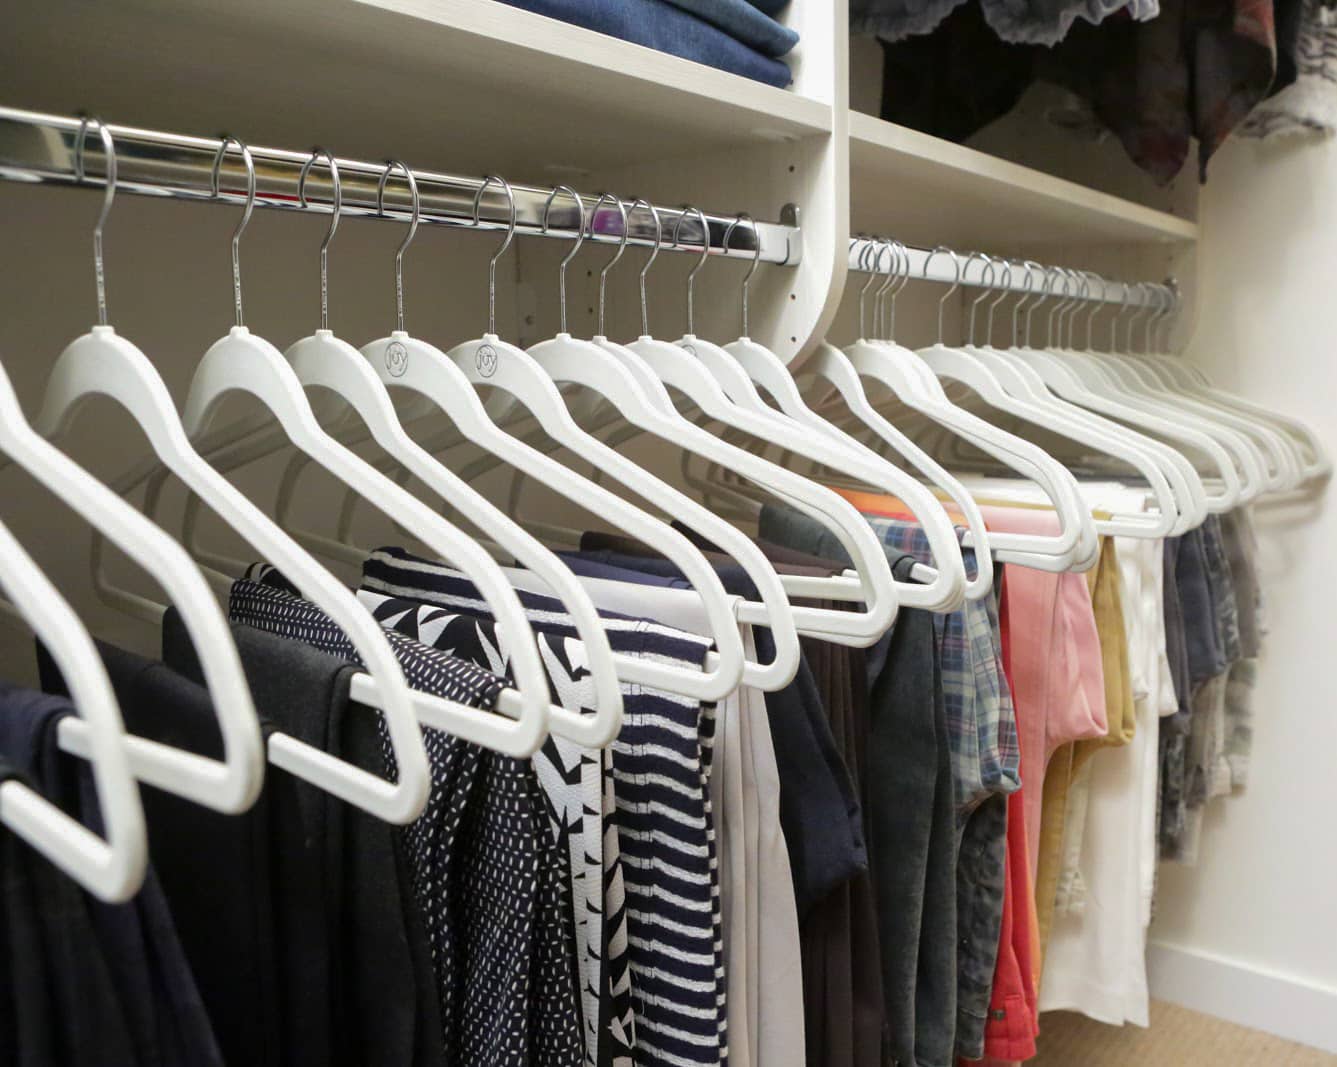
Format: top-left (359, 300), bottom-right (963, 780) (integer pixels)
top-left (496, 0), bottom-right (793, 85)
top-left (0, 679), bottom-right (223, 1067)
top-left (565, 541), bottom-right (868, 918)
top-left (660, 0), bottom-right (797, 56)
top-left (359, 547), bottom-right (726, 1067)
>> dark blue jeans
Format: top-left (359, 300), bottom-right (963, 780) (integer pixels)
top-left (497, 0), bottom-right (792, 86)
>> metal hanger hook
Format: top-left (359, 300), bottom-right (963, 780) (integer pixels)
top-left (671, 206), bottom-right (711, 335)
top-left (297, 148), bottom-right (342, 332)
top-left (854, 238), bottom-right (888, 339)
top-left (722, 213), bottom-right (762, 338)
top-left (589, 193), bottom-right (628, 337)
top-left (376, 159), bottom-right (419, 335)
top-left (871, 238), bottom-right (898, 341)
top-left (1011, 260), bottom-right (1038, 346)
top-left (963, 251), bottom-right (993, 345)
top-left (209, 135), bottom-right (255, 330)
top-left (921, 245), bottom-right (962, 345)
top-left (1124, 282), bottom-right (1151, 352)
top-left (885, 240), bottom-right (912, 339)
top-left (541, 184), bottom-right (586, 336)
top-left (75, 116), bottom-right (117, 327)
top-left (984, 256), bottom-right (1012, 344)
top-left (1080, 271), bottom-right (1107, 350)
top-left (629, 198), bottom-right (661, 337)
top-left (471, 175), bottom-right (516, 336)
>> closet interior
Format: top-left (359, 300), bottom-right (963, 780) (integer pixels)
top-left (0, 0), bottom-right (1326, 1064)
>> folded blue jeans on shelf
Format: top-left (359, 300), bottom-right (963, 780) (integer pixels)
top-left (497, 0), bottom-right (793, 87)
top-left (660, 0), bottom-right (798, 57)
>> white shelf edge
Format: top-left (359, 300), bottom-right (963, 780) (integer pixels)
top-left (849, 110), bottom-right (1199, 244)
top-left (353, 0), bottom-right (834, 138)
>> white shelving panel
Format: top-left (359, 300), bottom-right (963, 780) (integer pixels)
top-left (0, 0), bottom-right (831, 181)
top-left (849, 111), bottom-right (1199, 250)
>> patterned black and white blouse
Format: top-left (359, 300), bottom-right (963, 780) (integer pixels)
top-left (360, 548), bottom-right (728, 1067)
top-left (230, 570), bottom-right (585, 1067)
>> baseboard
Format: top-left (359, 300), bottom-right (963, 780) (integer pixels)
top-left (1147, 941), bottom-right (1337, 1053)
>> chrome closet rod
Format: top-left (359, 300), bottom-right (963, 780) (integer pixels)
top-left (846, 238), bottom-right (1158, 306)
top-left (0, 106), bottom-right (803, 266)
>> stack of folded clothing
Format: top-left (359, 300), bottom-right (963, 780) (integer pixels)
top-left (496, 0), bottom-right (799, 88)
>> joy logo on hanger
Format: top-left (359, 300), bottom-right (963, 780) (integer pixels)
top-left (475, 343), bottom-right (498, 379)
top-left (384, 341), bottom-right (409, 378)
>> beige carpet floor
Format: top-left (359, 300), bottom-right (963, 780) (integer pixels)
top-left (1032, 1001), bottom-right (1337, 1065)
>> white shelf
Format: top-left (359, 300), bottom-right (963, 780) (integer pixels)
top-left (0, 0), bottom-right (831, 183)
top-left (849, 112), bottom-right (1199, 249)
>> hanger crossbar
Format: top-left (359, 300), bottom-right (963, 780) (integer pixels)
top-left (0, 106), bottom-right (802, 266)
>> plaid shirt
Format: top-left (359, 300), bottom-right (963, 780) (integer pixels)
top-left (867, 518), bottom-right (1021, 817)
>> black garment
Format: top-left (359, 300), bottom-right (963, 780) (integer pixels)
top-left (163, 613), bottom-right (449, 1067)
top-left (228, 574), bottom-right (584, 1067)
top-left (0, 678), bottom-right (222, 1067)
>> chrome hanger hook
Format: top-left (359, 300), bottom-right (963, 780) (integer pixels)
top-left (589, 193), bottom-right (628, 337)
top-left (1158, 280), bottom-right (1180, 351)
top-left (1079, 271), bottom-right (1106, 350)
top-left (921, 245), bottom-right (962, 344)
top-left (1064, 269), bottom-right (1089, 349)
top-left (1011, 261), bottom-right (1038, 346)
top-left (297, 148), bottom-right (342, 332)
top-left (854, 238), bottom-right (887, 339)
top-left (885, 239), bottom-right (912, 339)
top-left (984, 256), bottom-right (1012, 344)
top-left (75, 116), bottom-right (117, 327)
top-left (671, 206), bottom-right (711, 335)
top-left (471, 175), bottom-right (517, 336)
top-left (1124, 282), bottom-right (1151, 353)
top-left (376, 159), bottom-right (419, 335)
top-left (209, 135), bottom-right (255, 330)
top-left (629, 198), bottom-right (661, 337)
top-left (871, 238), bottom-right (898, 341)
top-left (722, 213), bottom-right (762, 338)
top-left (541, 184), bottom-right (587, 336)
top-left (1045, 267), bottom-right (1071, 348)
top-left (1024, 261), bottom-right (1052, 346)
top-left (963, 251), bottom-right (993, 345)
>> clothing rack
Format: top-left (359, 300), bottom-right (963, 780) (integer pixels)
top-left (0, 106), bottom-right (803, 266)
top-left (846, 237), bottom-right (1163, 307)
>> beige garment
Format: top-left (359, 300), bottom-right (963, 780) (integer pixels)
top-left (1034, 538), bottom-right (1136, 965)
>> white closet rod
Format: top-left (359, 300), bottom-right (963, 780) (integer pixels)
top-left (846, 238), bottom-right (1161, 306)
top-left (0, 106), bottom-right (803, 266)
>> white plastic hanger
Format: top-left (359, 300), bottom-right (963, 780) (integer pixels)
top-left (477, 188), bottom-right (797, 683)
top-left (0, 512), bottom-right (147, 902)
top-left (435, 185), bottom-right (747, 697)
top-left (600, 206), bottom-right (907, 632)
top-left (524, 192), bottom-right (896, 646)
top-left (1005, 267), bottom-right (1243, 514)
top-left (42, 136), bottom-right (442, 824)
top-left (583, 199), bottom-right (849, 650)
top-left (320, 163), bottom-right (620, 747)
top-left (201, 158), bottom-right (612, 742)
top-left (181, 147), bottom-right (551, 757)
top-left (1095, 281), bottom-right (1301, 491)
top-left (684, 213), bottom-right (973, 609)
top-left (1046, 272), bottom-right (1270, 502)
top-left (836, 243), bottom-right (1095, 571)
top-left (339, 177), bottom-right (735, 703)
top-left (920, 255), bottom-right (1182, 539)
top-left (1132, 285), bottom-right (1328, 484)
top-left (29, 120), bottom-right (267, 814)
top-left (946, 261), bottom-right (1209, 534)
